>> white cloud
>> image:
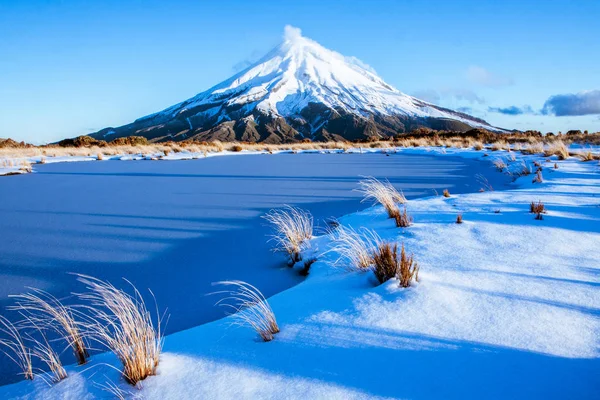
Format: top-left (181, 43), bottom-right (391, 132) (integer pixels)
top-left (283, 25), bottom-right (303, 42)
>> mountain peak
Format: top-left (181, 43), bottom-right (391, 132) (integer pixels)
top-left (90, 27), bottom-right (499, 143)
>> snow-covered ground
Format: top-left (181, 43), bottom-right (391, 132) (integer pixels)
top-left (0, 148), bottom-right (599, 399)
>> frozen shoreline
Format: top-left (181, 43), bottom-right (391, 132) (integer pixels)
top-left (1, 147), bottom-right (599, 399)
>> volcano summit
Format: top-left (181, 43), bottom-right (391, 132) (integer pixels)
top-left (91, 26), bottom-right (498, 143)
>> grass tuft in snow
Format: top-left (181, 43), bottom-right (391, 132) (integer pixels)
top-left (75, 274), bottom-right (165, 386)
top-left (328, 226), bottom-right (378, 271)
top-left (0, 315), bottom-right (33, 381)
top-left (9, 288), bottom-right (89, 365)
top-left (394, 206), bottom-right (413, 228)
top-left (443, 189), bottom-right (451, 198)
top-left (27, 328), bottom-right (67, 384)
top-left (357, 176), bottom-right (406, 219)
top-left (371, 242), bottom-right (419, 287)
top-left (533, 169), bottom-right (543, 183)
top-left (456, 214), bottom-right (463, 224)
top-left (213, 281), bottom-right (279, 342)
top-left (530, 200), bottom-right (546, 220)
top-left (263, 206), bottom-right (313, 265)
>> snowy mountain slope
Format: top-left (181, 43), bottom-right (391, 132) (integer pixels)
top-left (91, 26), bottom-right (500, 143)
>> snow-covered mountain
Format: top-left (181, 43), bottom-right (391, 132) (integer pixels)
top-left (91, 26), bottom-right (498, 143)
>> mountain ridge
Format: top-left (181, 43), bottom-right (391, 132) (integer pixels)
top-left (90, 26), bottom-right (502, 143)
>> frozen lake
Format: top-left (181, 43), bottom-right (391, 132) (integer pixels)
top-left (0, 152), bottom-right (508, 383)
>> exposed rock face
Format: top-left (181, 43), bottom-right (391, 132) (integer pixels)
top-left (89, 29), bottom-right (502, 144)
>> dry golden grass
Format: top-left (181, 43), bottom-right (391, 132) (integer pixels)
top-left (544, 141), bottom-right (569, 159)
top-left (530, 200), bottom-right (546, 220)
top-left (28, 329), bottom-right (67, 384)
top-left (533, 169), bottom-right (543, 183)
top-left (0, 315), bottom-right (33, 380)
top-left (213, 281), bottom-right (279, 342)
top-left (9, 288), bottom-right (88, 365)
top-left (394, 206), bottom-right (413, 228)
top-left (576, 150), bottom-right (598, 161)
top-left (357, 176), bottom-right (406, 219)
top-left (371, 242), bottom-right (419, 287)
top-left (443, 189), bottom-right (451, 198)
top-left (397, 243), bottom-right (420, 288)
top-left (328, 226), bottom-right (379, 271)
top-left (263, 206), bottom-right (313, 265)
top-left (492, 159), bottom-right (507, 171)
top-left (76, 275), bottom-right (165, 386)
top-left (456, 214), bottom-right (463, 224)
top-left (371, 242), bottom-right (400, 284)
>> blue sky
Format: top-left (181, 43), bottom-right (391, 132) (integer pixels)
top-left (1, 0), bottom-right (599, 143)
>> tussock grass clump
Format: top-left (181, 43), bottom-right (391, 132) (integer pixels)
top-left (493, 159), bottom-right (507, 171)
top-left (10, 288), bottom-right (88, 365)
top-left (491, 141), bottom-right (507, 151)
top-left (371, 242), bottom-right (419, 287)
top-left (229, 144), bottom-right (244, 152)
top-left (544, 141), bottom-right (569, 159)
top-left (577, 150), bottom-right (597, 162)
top-left (0, 315), bottom-right (33, 380)
top-left (263, 206), bottom-right (313, 265)
top-left (442, 189), bottom-right (451, 198)
top-left (456, 214), bottom-right (463, 224)
top-left (329, 226), bottom-right (378, 271)
top-left (96, 153), bottom-right (104, 161)
top-left (530, 200), bottom-right (546, 220)
top-left (76, 275), bottom-right (165, 386)
top-left (28, 330), bottom-right (67, 384)
top-left (214, 281), bottom-right (279, 342)
top-left (371, 242), bottom-right (399, 284)
top-left (473, 141), bottom-right (484, 151)
top-left (394, 206), bottom-right (413, 228)
top-left (397, 243), bottom-right (420, 288)
top-left (357, 176), bottom-right (406, 219)
top-left (533, 169), bottom-right (543, 183)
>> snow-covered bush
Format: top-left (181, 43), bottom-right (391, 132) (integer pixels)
top-left (213, 281), bottom-right (279, 342)
top-left (263, 206), bottom-right (313, 265)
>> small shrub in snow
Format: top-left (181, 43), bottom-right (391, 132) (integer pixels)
top-left (263, 206), bottom-right (313, 265)
top-left (357, 176), bottom-right (406, 219)
top-left (473, 141), bottom-right (484, 151)
top-left (443, 189), bottom-right (451, 198)
top-left (76, 275), bottom-right (165, 386)
top-left (97, 153), bottom-right (104, 161)
top-left (10, 288), bottom-right (88, 365)
top-left (533, 169), bottom-right (543, 183)
top-left (0, 315), bottom-right (33, 381)
top-left (394, 206), bottom-right (413, 228)
top-left (456, 214), bottom-right (463, 224)
top-left (230, 144), bottom-right (244, 152)
top-left (214, 280), bottom-right (279, 342)
top-left (372, 242), bottom-right (399, 284)
top-left (371, 242), bottom-right (419, 287)
top-left (397, 243), bottom-right (419, 288)
top-left (530, 201), bottom-right (546, 220)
